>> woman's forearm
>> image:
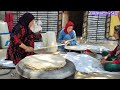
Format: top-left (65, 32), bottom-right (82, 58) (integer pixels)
top-left (106, 61), bottom-right (112, 63)
top-left (19, 43), bottom-right (28, 50)
top-left (34, 33), bottom-right (42, 40)
top-left (101, 60), bottom-right (112, 64)
top-left (107, 54), bottom-right (111, 57)
top-left (104, 54), bottom-right (111, 59)
top-left (19, 43), bottom-right (34, 52)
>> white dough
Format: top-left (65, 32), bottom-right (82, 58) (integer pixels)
top-left (65, 44), bottom-right (110, 53)
top-left (21, 54), bottom-right (66, 70)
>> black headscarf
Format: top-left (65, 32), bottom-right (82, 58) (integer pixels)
top-left (114, 25), bottom-right (120, 41)
top-left (18, 13), bottom-right (34, 28)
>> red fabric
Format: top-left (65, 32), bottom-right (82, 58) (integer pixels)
top-left (109, 45), bottom-right (120, 64)
top-left (85, 49), bottom-right (92, 53)
top-left (112, 59), bottom-right (120, 64)
top-left (4, 12), bottom-right (14, 32)
top-left (109, 45), bottom-right (119, 55)
top-left (64, 21), bottom-right (74, 34)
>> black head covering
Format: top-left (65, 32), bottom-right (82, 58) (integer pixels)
top-left (18, 13), bottom-right (34, 28)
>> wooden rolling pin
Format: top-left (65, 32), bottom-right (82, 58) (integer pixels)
top-left (34, 38), bottom-right (75, 50)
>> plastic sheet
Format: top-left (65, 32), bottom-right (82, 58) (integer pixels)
top-left (63, 52), bottom-right (120, 75)
top-left (0, 59), bottom-right (15, 68)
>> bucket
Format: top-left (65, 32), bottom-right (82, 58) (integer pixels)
top-left (0, 33), bottom-right (10, 49)
top-left (42, 31), bottom-right (58, 53)
top-left (0, 21), bottom-right (9, 33)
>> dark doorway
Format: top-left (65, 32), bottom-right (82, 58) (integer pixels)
top-left (68, 11), bottom-right (84, 37)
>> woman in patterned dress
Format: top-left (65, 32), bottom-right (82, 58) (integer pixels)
top-left (6, 13), bottom-right (42, 65)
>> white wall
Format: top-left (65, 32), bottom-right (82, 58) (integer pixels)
top-left (62, 11), bottom-right (69, 28)
top-left (0, 11), bottom-right (5, 21)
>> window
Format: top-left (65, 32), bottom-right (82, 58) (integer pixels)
top-left (12, 11), bottom-right (62, 34)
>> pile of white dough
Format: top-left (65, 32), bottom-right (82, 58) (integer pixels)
top-left (20, 54), bottom-right (66, 71)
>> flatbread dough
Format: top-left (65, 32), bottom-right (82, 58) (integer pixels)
top-left (65, 44), bottom-right (109, 53)
top-left (20, 54), bottom-right (66, 71)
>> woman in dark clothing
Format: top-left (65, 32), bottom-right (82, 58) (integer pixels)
top-left (6, 13), bottom-right (42, 65)
top-left (100, 25), bottom-right (120, 71)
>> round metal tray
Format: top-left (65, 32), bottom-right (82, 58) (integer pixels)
top-left (65, 44), bottom-right (110, 53)
top-left (16, 59), bottom-right (76, 79)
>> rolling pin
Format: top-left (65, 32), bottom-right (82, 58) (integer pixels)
top-left (34, 38), bottom-right (75, 50)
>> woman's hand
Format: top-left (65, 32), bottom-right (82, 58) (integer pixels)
top-left (100, 54), bottom-right (111, 60)
top-left (100, 60), bottom-right (112, 65)
top-left (101, 56), bottom-right (108, 60)
top-left (61, 40), bottom-right (66, 44)
top-left (61, 40), bottom-right (70, 45)
top-left (19, 43), bottom-right (34, 52)
top-left (64, 41), bottom-right (70, 46)
top-left (25, 46), bottom-right (34, 52)
top-left (100, 59), bottom-right (108, 64)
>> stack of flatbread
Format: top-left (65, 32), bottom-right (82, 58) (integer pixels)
top-left (20, 54), bottom-right (66, 71)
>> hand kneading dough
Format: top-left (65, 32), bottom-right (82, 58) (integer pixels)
top-left (21, 54), bottom-right (66, 70)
